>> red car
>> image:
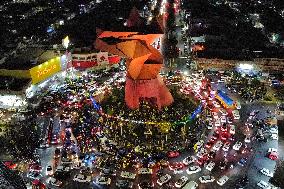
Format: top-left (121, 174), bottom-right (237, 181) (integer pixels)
top-left (167, 151), bottom-right (180, 158)
top-left (29, 164), bottom-right (42, 172)
top-left (4, 162), bottom-right (17, 169)
top-left (197, 156), bottom-right (209, 166)
top-left (169, 162), bottom-right (183, 170)
top-left (205, 141), bottom-right (214, 149)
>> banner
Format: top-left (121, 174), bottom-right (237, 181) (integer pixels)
top-left (29, 57), bottom-right (61, 84)
top-left (97, 52), bottom-right (109, 65)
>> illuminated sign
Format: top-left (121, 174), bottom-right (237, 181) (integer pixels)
top-left (30, 57), bottom-right (61, 84)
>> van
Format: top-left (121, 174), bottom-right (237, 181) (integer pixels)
top-left (183, 181), bottom-right (198, 189)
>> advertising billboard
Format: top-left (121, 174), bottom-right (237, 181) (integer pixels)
top-left (29, 57), bottom-right (61, 84)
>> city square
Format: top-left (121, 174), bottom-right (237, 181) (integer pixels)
top-left (0, 0), bottom-right (284, 189)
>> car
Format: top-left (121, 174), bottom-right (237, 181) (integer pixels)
top-left (213, 141), bottom-right (223, 151)
top-left (205, 141), bottom-right (214, 149)
top-left (213, 101), bottom-right (220, 108)
top-left (183, 181), bottom-right (198, 189)
top-left (175, 176), bottom-right (188, 188)
top-left (219, 160), bottom-right (228, 170)
top-left (95, 176), bottom-right (111, 185)
top-left (29, 164), bottom-right (42, 172)
top-left (157, 174), bottom-right (171, 185)
top-left (186, 166), bottom-right (201, 175)
top-left (260, 168), bottom-right (273, 177)
top-left (196, 148), bottom-right (207, 158)
top-left (212, 112), bottom-right (218, 119)
top-left (208, 151), bottom-right (217, 159)
top-left (270, 128), bottom-right (278, 134)
top-left (244, 135), bottom-right (251, 143)
top-left (46, 177), bottom-right (63, 187)
top-left (27, 171), bottom-right (42, 180)
top-left (271, 133), bottom-right (278, 140)
top-left (219, 108), bottom-right (227, 115)
top-left (120, 171), bottom-right (136, 179)
top-left (233, 110), bottom-right (240, 120)
top-left (199, 175), bottom-right (215, 183)
top-left (73, 174), bottom-right (91, 183)
top-left (138, 181), bottom-right (154, 189)
top-left (221, 124), bottom-right (227, 132)
top-left (116, 179), bottom-right (133, 188)
top-left (229, 125), bottom-right (235, 135)
top-left (46, 165), bottom-right (53, 176)
top-left (138, 168), bottom-right (152, 174)
top-left (215, 119), bottom-right (221, 127)
top-left (183, 156), bottom-right (196, 165)
top-left (205, 161), bottom-right (215, 171)
top-left (222, 142), bottom-right (230, 151)
top-left (238, 158), bottom-right (247, 166)
top-left (56, 165), bottom-right (70, 172)
top-left (212, 132), bottom-right (219, 140)
top-left (233, 141), bottom-right (242, 151)
top-left (217, 175), bottom-right (229, 186)
top-left (169, 162), bottom-right (184, 171)
top-left (167, 151), bottom-right (180, 158)
top-left (220, 116), bottom-right (227, 123)
top-left (257, 180), bottom-right (271, 189)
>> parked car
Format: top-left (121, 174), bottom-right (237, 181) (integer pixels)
top-left (257, 180), bottom-right (271, 189)
top-left (120, 171), bottom-right (136, 179)
top-left (186, 166), bottom-right (201, 175)
top-left (233, 141), bottom-right (242, 151)
top-left (183, 156), bottom-right (196, 165)
top-left (183, 181), bottom-right (198, 189)
top-left (138, 181), bottom-right (154, 189)
top-left (175, 176), bottom-right (188, 188)
top-left (205, 161), bottom-right (215, 171)
top-left (199, 175), bottom-right (215, 183)
top-left (95, 176), bottom-right (111, 185)
top-left (260, 168), bottom-right (273, 177)
top-left (157, 174), bottom-right (171, 186)
top-left (217, 175), bottom-right (229, 186)
top-left (46, 177), bottom-right (62, 187)
top-left (138, 168), bottom-right (152, 174)
top-left (116, 179), bottom-right (133, 188)
top-left (46, 165), bottom-right (53, 176)
top-left (27, 171), bottom-right (42, 180)
top-left (73, 174), bottom-right (91, 183)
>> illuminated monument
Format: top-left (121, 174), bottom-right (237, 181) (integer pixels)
top-left (95, 30), bottom-right (173, 109)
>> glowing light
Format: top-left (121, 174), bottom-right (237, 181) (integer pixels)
top-left (62, 36), bottom-right (70, 49)
top-left (239, 63), bottom-right (253, 70)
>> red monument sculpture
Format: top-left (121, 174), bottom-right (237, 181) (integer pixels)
top-left (95, 30), bottom-right (173, 109)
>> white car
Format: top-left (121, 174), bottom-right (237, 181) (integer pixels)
top-left (233, 141), bottom-right (242, 151)
top-left (257, 180), bottom-right (271, 189)
top-left (199, 175), bottom-right (215, 183)
top-left (222, 142), bottom-right (230, 151)
top-left (183, 156), bottom-right (196, 165)
top-left (232, 110), bottom-right (240, 120)
top-left (138, 168), bottom-right (152, 174)
top-left (217, 175), bottom-right (229, 186)
top-left (229, 125), bottom-right (235, 135)
top-left (215, 119), bottom-right (221, 127)
top-left (46, 177), bottom-right (62, 187)
top-left (268, 148), bottom-right (277, 153)
top-left (207, 123), bottom-right (213, 130)
top-left (73, 174), bottom-right (91, 183)
top-left (205, 161), bottom-right (215, 171)
top-left (244, 135), bottom-right (251, 143)
top-left (260, 168), bottom-right (273, 177)
top-left (120, 171), bottom-right (136, 179)
top-left (213, 141), bottom-right (223, 151)
top-left (271, 134), bottom-right (278, 140)
top-left (183, 181), bottom-right (198, 189)
top-left (56, 165), bottom-right (70, 172)
top-left (270, 128), bottom-right (278, 134)
top-left (96, 176), bottom-right (111, 185)
top-left (157, 174), bottom-right (171, 185)
top-left (186, 166), bottom-right (201, 175)
top-left (212, 112), bottom-right (218, 119)
top-left (46, 165), bottom-right (53, 176)
top-left (174, 176), bottom-right (188, 188)
top-left (220, 116), bottom-right (227, 123)
top-left (213, 101), bottom-right (220, 108)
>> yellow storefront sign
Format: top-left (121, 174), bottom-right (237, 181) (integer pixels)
top-left (29, 57), bottom-right (61, 84)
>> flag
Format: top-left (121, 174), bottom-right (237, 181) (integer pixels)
top-left (97, 52), bottom-right (109, 65)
